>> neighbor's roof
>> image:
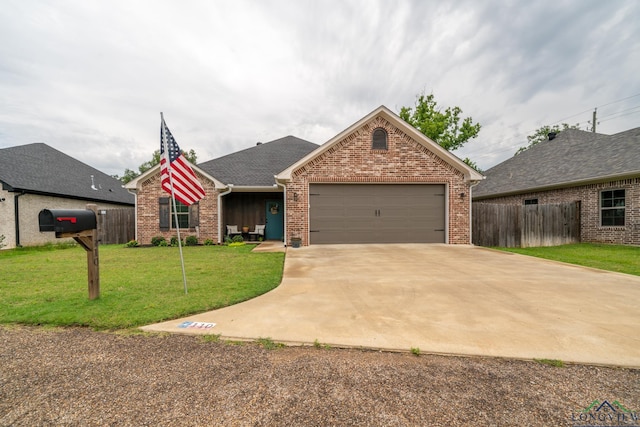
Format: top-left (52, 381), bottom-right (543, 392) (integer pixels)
top-left (276, 105), bottom-right (485, 182)
top-left (198, 135), bottom-right (318, 187)
top-left (473, 127), bottom-right (640, 199)
top-left (0, 143), bottom-right (134, 204)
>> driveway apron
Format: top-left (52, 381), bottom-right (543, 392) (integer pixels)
top-left (142, 244), bottom-right (640, 367)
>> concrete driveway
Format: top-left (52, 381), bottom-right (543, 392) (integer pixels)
top-left (142, 244), bottom-right (640, 367)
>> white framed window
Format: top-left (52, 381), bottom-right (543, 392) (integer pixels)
top-left (159, 198), bottom-right (199, 231)
top-left (171, 200), bottom-right (190, 229)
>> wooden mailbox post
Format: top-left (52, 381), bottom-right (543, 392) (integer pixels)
top-left (38, 204), bottom-right (100, 300)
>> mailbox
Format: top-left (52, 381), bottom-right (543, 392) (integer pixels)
top-left (38, 209), bottom-right (97, 235)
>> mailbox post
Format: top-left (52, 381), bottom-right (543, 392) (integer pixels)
top-left (38, 204), bottom-right (100, 300)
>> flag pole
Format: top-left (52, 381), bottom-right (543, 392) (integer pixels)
top-left (161, 112), bottom-right (189, 295)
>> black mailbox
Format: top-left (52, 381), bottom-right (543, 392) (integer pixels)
top-left (39, 209), bottom-right (97, 235)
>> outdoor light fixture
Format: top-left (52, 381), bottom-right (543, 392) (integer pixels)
top-left (293, 192), bottom-right (298, 201)
top-left (460, 192), bottom-right (466, 198)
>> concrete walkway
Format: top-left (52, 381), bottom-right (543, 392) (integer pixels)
top-left (142, 244), bottom-right (640, 367)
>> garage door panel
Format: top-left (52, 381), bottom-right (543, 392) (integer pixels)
top-left (309, 184), bottom-right (445, 244)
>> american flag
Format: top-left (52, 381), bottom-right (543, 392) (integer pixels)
top-left (160, 116), bottom-right (205, 206)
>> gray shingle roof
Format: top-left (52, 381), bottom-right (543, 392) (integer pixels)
top-left (198, 135), bottom-right (318, 186)
top-left (0, 143), bottom-right (134, 204)
top-left (474, 127), bottom-right (640, 199)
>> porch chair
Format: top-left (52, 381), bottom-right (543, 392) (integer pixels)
top-left (226, 225), bottom-right (241, 238)
top-left (248, 224), bottom-right (265, 241)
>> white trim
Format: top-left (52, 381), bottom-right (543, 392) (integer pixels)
top-left (276, 105), bottom-right (485, 183)
top-left (445, 182), bottom-right (450, 244)
top-left (217, 186), bottom-right (233, 244)
top-left (276, 181), bottom-right (287, 245)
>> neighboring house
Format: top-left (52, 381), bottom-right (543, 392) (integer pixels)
top-left (0, 143), bottom-right (135, 249)
top-left (473, 127), bottom-right (640, 245)
top-left (126, 106), bottom-right (484, 246)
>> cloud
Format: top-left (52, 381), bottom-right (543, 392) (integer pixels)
top-left (0, 0), bottom-right (638, 175)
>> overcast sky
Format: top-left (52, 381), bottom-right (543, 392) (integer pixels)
top-left (1, 0), bottom-right (639, 176)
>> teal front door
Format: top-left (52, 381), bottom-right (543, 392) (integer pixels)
top-left (265, 200), bottom-right (284, 240)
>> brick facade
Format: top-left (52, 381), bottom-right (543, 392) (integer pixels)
top-left (475, 177), bottom-right (640, 245)
top-left (136, 170), bottom-right (220, 245)
top-left (285, 115), bottom-right (473, 245)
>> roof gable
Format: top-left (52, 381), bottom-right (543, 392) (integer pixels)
top-left (474, 127), bottom-right (640, 198)
top-left (276, 105), bottom-right (484, 182)
top-left (0, 143), bottom-right (133, 204)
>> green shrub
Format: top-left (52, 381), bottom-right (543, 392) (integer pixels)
top-left (151, 236), bottom-right (166, 246)
top-left (185, 236), bottom-right (198, 246)
top-left (203, 239), bottom-right (215, 246)
top-left (232, 235), bottom-right (244, 243)
top-left (158, 240), bottom-right (168, 247)
top-left (170, 236), bottom-right (181, 246)
top-left (125, 240), bottom-right (139, 248)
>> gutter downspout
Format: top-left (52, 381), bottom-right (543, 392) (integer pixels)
top-left (14, 191), bottom-right (25, 247)
top-left (276, 180), bottom-right (287, 246)
top-left (218, 185), bottom-right (233, 244)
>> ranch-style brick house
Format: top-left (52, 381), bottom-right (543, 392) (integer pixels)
top-left (0, 143), bottom-right (134, 249)
top-left (473, 127), bottom-right (640, 245)
top-left (126, 106), bottom-right (484, 246)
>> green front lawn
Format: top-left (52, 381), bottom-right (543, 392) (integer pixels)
top-left (0, 244), bottom-right (284, 329)
top-left (496, 243), bottom-right (640, 276)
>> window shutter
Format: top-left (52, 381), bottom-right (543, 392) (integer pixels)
top-left (189, 202), bottom-right (200, 228)
top-left (159, 197), bottom-right (170, 231)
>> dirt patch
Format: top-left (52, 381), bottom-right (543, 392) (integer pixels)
top-left (1, 325), bottom-right (638, 426)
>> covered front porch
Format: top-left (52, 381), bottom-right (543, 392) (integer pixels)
top-left (220, 188), bottom-right (284, 242)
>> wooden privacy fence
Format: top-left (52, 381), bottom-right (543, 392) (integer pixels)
top-left (97, 208), bottom-right (135, 245)
top-left (472, 202), bottom-right (581, 247)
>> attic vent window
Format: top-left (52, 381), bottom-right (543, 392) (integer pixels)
top-left (372, 128), bottom-right (388, 150)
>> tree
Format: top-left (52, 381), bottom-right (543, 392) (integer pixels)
top-left (462, 157), bottom-right (482, 174)
top-left (115, 149), bottom-right (198, 184)
top-left (515, 123), bottom-right (580, 155)
top-left (399, 92), bottom-right (481, 152)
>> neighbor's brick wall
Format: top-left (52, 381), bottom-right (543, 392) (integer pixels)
top-left (474, 177), bottom-right (640, 245)
top-left (286, 115), bottom-right (473, 245)
top-left (136, 171), bottom-right (219, 245)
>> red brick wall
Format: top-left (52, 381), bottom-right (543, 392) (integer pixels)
top-left (474, 178), bottom-right (640, 245)
top-left (286, 115), bottom-right (473, 245)
top-left (136, 171), bottom-right (219, 245)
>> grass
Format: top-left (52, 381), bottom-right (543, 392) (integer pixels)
top-left (534, 358), bottom-right (565, 368)
top-left (495, 243), bottom-right (640, 276)
top-left (0, 243), bottom-right (284, 330)
top-left (256, 337), bottom-right (285, 350)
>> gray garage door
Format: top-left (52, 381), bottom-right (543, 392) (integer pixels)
top-left (309, 184), bottom-right (446, 244)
